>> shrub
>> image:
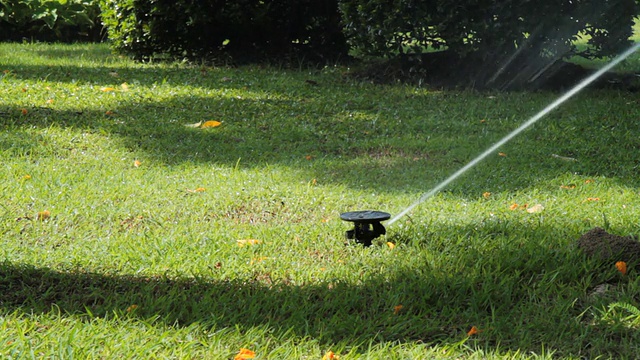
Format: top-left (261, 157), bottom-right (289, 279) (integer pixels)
top-left (99, 0), bottom-right (349, 62)
top-left (339, 0), bottom-right (639, 88)
top-left (0, 0), bottom-right (102, 42)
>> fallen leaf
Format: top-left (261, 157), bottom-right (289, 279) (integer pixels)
top-left (234, 348), bottom-right (256, 360)
top-left (46, 99), bottom-right (54, 104)
top-left (482, 192), bottom-right (491, 199)
top-left (237, 239), bottom-right (261, 247)
top-left (467, 326), bottom-right (480, 336)
top-left (322, 351), bottom-right (339, 360)
top-left (126, 304), bottom-right (138, 313)
top-left (498, 152), bottom-right (507, 157)
top-left (23, 174), bottom-right (31, 180)
top-left (184, 121), bottom-right (203, 128)
top-left (21, 108), bottom-right (28, 115)
top-left (100, 87), bottom-right (116, 92)
top-left (387, 242), bottom-right (396, 249)
top-left (393, 304), bottom-right (403, 314)
top-left (615, 261), bottom-right (627, 275)
top-left (305, 155), bottom-right (313, 160)
top-left (586, 197), bottom-right (600, 202)
top-left (133, 160), bottom-right (142, 167)
top-left (509, 203), bottom-right (519, 210)
top-left (37, 210), bottom-right (51, 221)
top-left (105, 110), bottom-right (114, 115)
top-left (121, 82), bottom-right (129, 91)
top-left (201, 120), bottom-right (222, 128)
top-left (526, 204), bottom-right (544, 213)
top-left (585, 179), bottom-right (594, 184)
top-left (560, 184), bottom-right (576, 189)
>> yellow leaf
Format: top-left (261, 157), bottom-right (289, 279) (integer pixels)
top-left (134, 160), bottom-right (142, 167)
top-left (237, 239), bottom-right (261, 247)
top-left (526, 204), bottom-right (544, 213)
top-left (482, 192), bottom-right (491, 199)
top-left (323, 351), bottom-right (339, 360)
top-left (201, 120), bottom-right (222, 128)
top-left (615, 261), bottom-right (627, 275)
top-left (23, 174), bottom-right (31, 180)
top-left (121, 82), bottom-right (129, 91)
top-left (509, 203), bottom-right (519, 210)
top-left (498, 152), bottom-right (507, 157)
top-left (37, 210), bottom-right (51, 221)
top-left (234, 348), bottom-right (256, 360)
top-left (386, 242), bottom-right (396, 249)
top-left (126, 304), bottom-right (138, 313)
top-left (100, 87), bottom-right (116, 92)
top-left (393, 304), bottom-right (403, 314)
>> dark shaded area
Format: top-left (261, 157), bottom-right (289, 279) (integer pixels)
top-left (3, 54), bottom-right (640, 195)
top-left (351, 51), bottom-right (640, 91)
top-left (577, 227), bottom-right (640, 267)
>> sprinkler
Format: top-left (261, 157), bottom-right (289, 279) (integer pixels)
top-left (340, 210), bottom-right (391, 246)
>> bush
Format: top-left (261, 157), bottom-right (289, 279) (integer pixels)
top-left (99, 0), bottom-right (349, 62)
top-left (0, 0), bottom-right (102, 42)
top-left (339, 0), bottom-right (639, 88)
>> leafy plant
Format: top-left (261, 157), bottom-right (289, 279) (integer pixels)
top-left (0, 0), bottom-right (101, 42)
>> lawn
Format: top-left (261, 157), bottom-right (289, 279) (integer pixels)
top-left (1, 42), bottom-right (640, 359)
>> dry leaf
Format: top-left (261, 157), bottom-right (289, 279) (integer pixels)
top-left (509, 203), bottom-right (519, 210)
top-left (615, 261), bottom-right (627, 275)
top-left (100, 87), bottom-right (116, 92)
top-left (37, 210), bottom-right (51, 221)
top-left (482, 192), bottom-right (491, 199)
top-left (526, 204), bottom-right (544, 213)
top-left (134, 160), bottom-right (142, 167)
top-left (21, 108), bottom-right (28, 115)
top-left (386, 242), bottom-right (396, 249)
top-left (234, 348), bottom-right (256, 360)
top-left (586, 197), bottom-right (600, 202)
top-left (467, 326), bottom-right (480, 336)
top-left (560, 184), bottom-right (576, 189)
top-left (126, 304), bottom-right (138, 313)
top-left (237, 239), bottom-right (261, 247)
top-left (184, 121), bottom-right (203, 128)
top-left (322, 351), bottom-right (339, 360)
top-left (121, 82), bottom-right (129, 91)
top-left (201, 120), bottom-right (222, 128)
top-left (498, 152), bottom-right (507, 157)
top-left (393, 304), bottom-right (403, 314)
top-left (23, 174), bottom-right (31, 180)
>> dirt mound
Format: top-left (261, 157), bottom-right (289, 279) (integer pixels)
top-left (576, 227), bottom-right (640, 264)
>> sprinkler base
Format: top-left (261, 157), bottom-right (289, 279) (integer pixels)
top-left (340, 210), bottom-right (391, 246)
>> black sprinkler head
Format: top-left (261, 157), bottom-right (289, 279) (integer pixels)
top-left (340, 210), bottom-right (391, 246)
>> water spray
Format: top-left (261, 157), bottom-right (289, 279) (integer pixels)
top-left (341, 42), bottom-right (640, 242)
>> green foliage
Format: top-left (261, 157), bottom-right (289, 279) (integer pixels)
top-left (0, 0), bottom-right (102, 42)
top-left (340, 0), bottom-right (638, 59)
top-left (339, 0), bottom-right (639, 88)
top-left (99, 0), bottom-right (348, 62)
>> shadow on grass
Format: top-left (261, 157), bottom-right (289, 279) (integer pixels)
top-left (0, 223), bottom-right (635, 358)
top-left (2, 88), bottom-right (640, 196)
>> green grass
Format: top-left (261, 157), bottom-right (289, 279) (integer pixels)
top-left (2, 42), bottom-right (640, 359)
